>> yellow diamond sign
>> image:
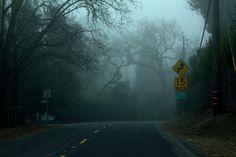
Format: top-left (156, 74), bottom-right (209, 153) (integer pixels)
top-left (172, 59), bottom-right (190, 76)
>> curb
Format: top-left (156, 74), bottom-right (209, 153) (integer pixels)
top-left (155, 124), bottom-right (206, 157)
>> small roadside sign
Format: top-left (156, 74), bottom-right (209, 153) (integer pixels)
top-left (40, 99), bottom-right (48, 104)
top-left (176, 90), bottom-right (188, 99)
top-left (43, 89), bottom-right (51, 99)
top-left (175, 77), bottom-right (188, 89)
top-left (172, 59), bottom-right (190, 76)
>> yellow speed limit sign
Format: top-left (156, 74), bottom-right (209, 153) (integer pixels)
top-left (175, 77), bottom-right (188, 89)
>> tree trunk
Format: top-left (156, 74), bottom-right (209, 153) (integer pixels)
top-left (11, 70), bottom-right (25, 127)
top-left (97, 67), bottom-right (122, 97)
top-left (212, 0), bottom-right (222, 116)
top-left (0, 0), bottom-right (24, 128)
top-left (0, 49), bottom-right (9, 128)
top-left (12, 70), bottom-right (19, 107)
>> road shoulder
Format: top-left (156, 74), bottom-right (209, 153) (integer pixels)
top-left (160, 113), bottom-right (236, 157)
top-left (155, 123), bottom-right (206, 157)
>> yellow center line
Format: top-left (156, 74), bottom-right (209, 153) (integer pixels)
top-left (80, 138), bottom-right (88, 145)
top-left (233, 56), bottom-right (236, 72)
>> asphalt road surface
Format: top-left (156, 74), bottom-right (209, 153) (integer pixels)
top-left (0, 122), bottom-right (204, 157)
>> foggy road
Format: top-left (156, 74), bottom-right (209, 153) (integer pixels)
top-left (0, 122), bottom-right (204, 157)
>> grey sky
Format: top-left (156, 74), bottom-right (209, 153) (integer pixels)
top-left (130, 0), bottom-right (205, 41)
top-left (75, 0), bottom-right (206, 44)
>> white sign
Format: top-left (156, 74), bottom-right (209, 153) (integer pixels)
top-left (43, 89), bottom-right (51, 99)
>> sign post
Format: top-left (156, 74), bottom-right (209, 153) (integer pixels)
top-left (42, 89), bottom-right (51, 124)
top-left (172, 59), bottom-right (190, 100)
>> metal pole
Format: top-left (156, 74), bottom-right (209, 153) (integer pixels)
top-left (7, 107), bottom-right (9, 127)
top-left (182, 35), bottom-right (185, 61)
top-left (46, 98), bottom-right (48, 124)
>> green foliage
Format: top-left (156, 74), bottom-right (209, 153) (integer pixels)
top-left (188, 0), bottom-right (208, 15)
top-left (19, 59), bottom-right (82, 122)
top-left (188, 0), bottom-right (236, 34)
top-left (189, 40), bottom-right (213, 85)
top-left (189, 21), bottom-right (236, 86)
top-left (221, 24), bottom-right (236, 70)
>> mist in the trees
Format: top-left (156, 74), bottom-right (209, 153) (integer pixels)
top-left (0, 0), bottom-right (208, 126)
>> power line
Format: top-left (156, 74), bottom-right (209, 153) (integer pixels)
top-left (198, 0), bottom-right (212, 51)
top-left (197, 18), bottom-right (205, 48)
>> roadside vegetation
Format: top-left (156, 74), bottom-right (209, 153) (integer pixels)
top-left (163, 1), bottom-right (236, 156)
top-left (162, 112), bottom-right (236, 157)
top-left (0, 125), bottom-right (56, 141)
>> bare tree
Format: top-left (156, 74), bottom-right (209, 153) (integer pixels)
top-left (94, 19), bottom-right (180, 98)
top-left (96, 38), bottom-right (134, 96)
top-left (130, 19), bottom-right (180, 95)
top-left (127, 19), bottom-right (181, 118)
top-left (0, 0), bottom-right (138, 128)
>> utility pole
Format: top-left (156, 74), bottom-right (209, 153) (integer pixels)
top-left (182, 35), bottom-right (185, 61)
top-left (212, 0), bottom-right (221, 116)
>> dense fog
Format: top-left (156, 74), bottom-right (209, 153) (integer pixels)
top-left (0, 0), bottom-right (217, 125)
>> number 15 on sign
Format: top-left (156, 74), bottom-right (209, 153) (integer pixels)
top-left (175, 77), bottom-right (188, 89)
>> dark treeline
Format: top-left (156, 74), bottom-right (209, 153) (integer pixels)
top-left (0, 0), bottom-right (138, 127)
top-left (1, 0), bottom-right (173, 127)
top-left (184, 0), bottom-right (236, 114)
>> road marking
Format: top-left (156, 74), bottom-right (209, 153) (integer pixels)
top-left (94, 130), bottom-right (99, 134)
top-left (80, 138), bottom-right (88, 145)
top-left (102, 126), bottom-right (106, 129)
top-left (60, 155), bottom-right (65, 157)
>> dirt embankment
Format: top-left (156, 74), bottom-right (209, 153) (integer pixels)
top-left (162, 111), bottom-right (236, 157)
